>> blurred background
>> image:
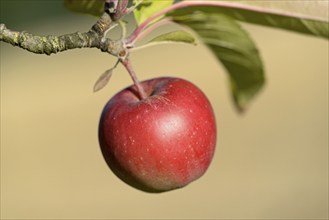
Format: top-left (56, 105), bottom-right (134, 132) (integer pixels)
top-left (1, 1), bottom-right (328, 219)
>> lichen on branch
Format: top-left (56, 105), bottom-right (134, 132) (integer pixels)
top-left (0, 12), bottom-right (126, 57)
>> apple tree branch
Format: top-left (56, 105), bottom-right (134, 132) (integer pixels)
top-left (0, 12), bottom-right (126, 57)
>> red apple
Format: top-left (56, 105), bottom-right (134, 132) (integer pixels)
top-left (99, 77), bottom-right (217, 192)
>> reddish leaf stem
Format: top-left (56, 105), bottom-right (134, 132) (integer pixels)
top-left (129, 17), bottom-right (174, 46)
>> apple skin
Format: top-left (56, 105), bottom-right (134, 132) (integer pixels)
top-left (99, 77), bottom-right (217, 193)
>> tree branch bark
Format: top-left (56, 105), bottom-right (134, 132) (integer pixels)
top-left (0, 13), bottom-right (126, 57)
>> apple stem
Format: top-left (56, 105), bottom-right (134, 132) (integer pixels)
top-left (121, 57), bottom-right (147, 100)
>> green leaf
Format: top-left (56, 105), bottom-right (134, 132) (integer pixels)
top-left (148, 30), bottom-right (197, 45)
top-left (168, 1), bottom-right (329, 39)
top-left (133, 0), bottom-right (174, 25)
top-left (172, 12), bottom-right (265, 111)
top-left (228, 0), bottom-right (328, 21)
top-left (162, 0), bottom-right (328, 110)
top-left (64, 0), bottom-right (104, 17)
